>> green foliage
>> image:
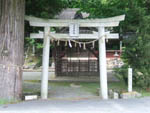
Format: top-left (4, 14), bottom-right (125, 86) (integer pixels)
top-left (25, 37), bottom-right (35, 46)
top-left (36, 43), bottom-right (43, 49)
top-left (67, 0), bottom-right (148, 33)
top-left (115, 16), bottom-right (150, 88)
top-left (25, 37), bottom-right (42, 48)
top-left (114, 65), bottom-right (128, 85)
top-left (26, 0), bottom-right (66, 18)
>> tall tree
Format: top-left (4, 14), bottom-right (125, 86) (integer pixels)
top-left (0, 0), bottom-right (25, 100)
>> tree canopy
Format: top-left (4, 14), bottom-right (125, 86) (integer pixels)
top-left (26, 0), bottom-right (67, 18)
top-left (65, 0), bottom-right (150, 32)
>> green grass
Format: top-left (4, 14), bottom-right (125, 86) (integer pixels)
top-left (108, 82), bottom-right (150, 97)
top-left (51, 81), bottom-right (150, 97)
top-left (78, 82), bottom-right (99, 95)
top-left (133, 87), bottom-right (150, 97)
top-left (0, 99), bottom-right (9, 105)
top-left (0, 99), bottom-right (18, 105)
top-left (79, 82), bottom-right (127, 95)
top-left (23, 81), bottom-right (150, 97)
top-left (49, 82), bottom-right (72, 87)
top-left (1, 81), bottom-right (150, 106)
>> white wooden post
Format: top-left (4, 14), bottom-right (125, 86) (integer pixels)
top-left (120, 41), bottom-right (122, 51)
top-left (41, 26), bottom-right (50, 99)
top-left (32, 44), bottom-right (35, 56)
top-left (128, 67), bottom-right (133, 92)
top-left (98, 27), bottom-right (108, 99)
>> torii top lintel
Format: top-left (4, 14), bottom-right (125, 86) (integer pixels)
top-left (25, 15), bottom-right (125, 27)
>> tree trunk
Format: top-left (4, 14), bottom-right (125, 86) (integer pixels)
top-left (0, 0), bottom-right (25, 100)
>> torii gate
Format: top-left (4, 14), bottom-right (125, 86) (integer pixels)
top-left (25, 15), bottom-right (125, 100)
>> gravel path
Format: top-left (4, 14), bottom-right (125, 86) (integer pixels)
top-left (23, 81), bottom-right (97, 100)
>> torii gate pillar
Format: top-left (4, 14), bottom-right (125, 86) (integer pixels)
top-left (41, 27), bottom-right (50, 99)
top-left (98, 27), bottom-right (108, 99)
